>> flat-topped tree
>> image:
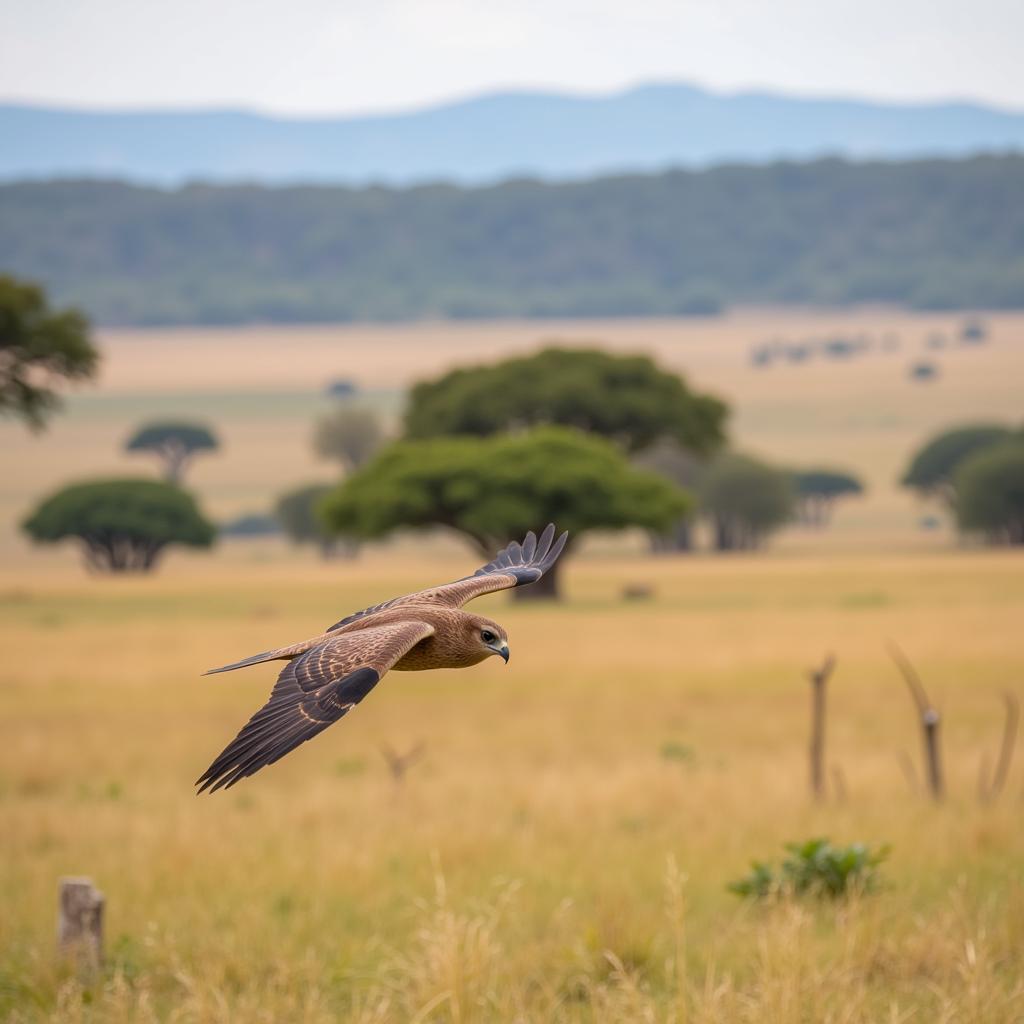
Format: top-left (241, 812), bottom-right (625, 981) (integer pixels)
top-left (0, 274), bottom-right (98, 430)
top-left (125, 421), bottom-right (219, 483)
top-left (793, 469), bottom-right (865, 527)
top-left (321, 427), bottom-right (690, 600)
top-left (403, 347), bottom-right (727, 456)
top-left (22, 478), bottom-right (215, 573)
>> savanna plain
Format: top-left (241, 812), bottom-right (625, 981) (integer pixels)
top-left (2, 311), bottom-right (1023, 1022)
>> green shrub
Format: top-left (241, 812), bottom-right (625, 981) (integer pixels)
top-left (728, 838), bottom-right (889, 899)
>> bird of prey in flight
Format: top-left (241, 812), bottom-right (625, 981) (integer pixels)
top-left (197, 524), bottom-right (568, 792)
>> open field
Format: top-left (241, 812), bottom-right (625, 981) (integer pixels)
top-left (3, 310), bottom-right (1023, 1020)
top-left (2, 308), bottom-right (1023, 565)
top-left (2, 551), bottom-right (1024, 1021)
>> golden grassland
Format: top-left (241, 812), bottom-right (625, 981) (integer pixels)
top-left (2, 310), bottom-right (1023, 1020)
top-left (2, 550), bottom-right (1024, 1022)
top-left (2, 308), bottom-right (1024, 565)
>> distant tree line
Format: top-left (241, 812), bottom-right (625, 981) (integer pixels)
top-left (13, 275), bottom-right (1018, 577)
top-left (1, 155), bottom-right (1022, 325)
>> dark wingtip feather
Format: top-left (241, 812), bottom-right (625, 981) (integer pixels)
top-left (469, 525), bottom-right (569, 590)
top-left (196, 666), bottom-right (382, 794)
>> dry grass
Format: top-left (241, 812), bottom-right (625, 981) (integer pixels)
top-left (2, 309), bottom-right (1022, 1019)
top-left (2, 550), bottom-right (1023, 1022)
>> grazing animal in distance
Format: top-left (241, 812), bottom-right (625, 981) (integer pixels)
top-left (197, 524), bottom-right (568, 792)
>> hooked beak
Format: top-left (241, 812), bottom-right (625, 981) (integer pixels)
top-left (492, 641), bottom-right (510, 664)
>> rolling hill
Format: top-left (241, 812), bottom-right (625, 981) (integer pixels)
top-left (3, 82), bottom-right (1024, 186)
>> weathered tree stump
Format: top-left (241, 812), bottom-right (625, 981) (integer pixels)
top-left (888, 642), bottom-right (944, 800)
top-left (58, 877), bottom-right (104, 972)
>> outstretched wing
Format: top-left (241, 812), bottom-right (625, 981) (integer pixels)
top-left (437, 523), bottom-right (569, 607)
top-left (324, 524), bottom-right (569, 631)
top-left (197, 619), bottom-right (434, 793)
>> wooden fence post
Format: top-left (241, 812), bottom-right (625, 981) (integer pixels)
top-left (808, 654), bottom-right (836, 800)
top-left (58, 877), bottom-right (104, 973)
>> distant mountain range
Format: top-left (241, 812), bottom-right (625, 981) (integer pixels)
top-left (3, 83), bottom-right (1024, 185)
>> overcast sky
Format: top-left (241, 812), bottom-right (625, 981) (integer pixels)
top-left (2, 0), bottom-right (1023, 115)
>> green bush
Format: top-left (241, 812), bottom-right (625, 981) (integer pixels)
top-left (728, 838), bottom-right (890, 900)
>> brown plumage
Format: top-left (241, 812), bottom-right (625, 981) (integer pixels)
top-left (197, 524), bottom-right (568, 792)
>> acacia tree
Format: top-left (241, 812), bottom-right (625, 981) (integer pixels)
top-left (955, 441), bottom-right (1024, 545)
top-left (22, 478), bottom-right (215, 572)
top-left (792, 469), bottom-right (865, 527)
top-left (321, 427), bottom-right (690, 600)
top-left (312, 407), bottom-right (385, 473)
top-left (403, 347), bottom-right (727, 455)
top-left (901, 425), bottom-right (1013, 507)
top-left (700, 452), bottom-right (794, 551)
top-left (125, 421), bottom-right (220, 483)
top-left (0, 274), bottom-right (99, 430)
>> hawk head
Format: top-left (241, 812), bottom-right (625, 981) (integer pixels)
top-left (463, 614), bottom-right (509, 663)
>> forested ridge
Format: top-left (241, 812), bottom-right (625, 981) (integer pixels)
top-left (2, 154), bottom-right (1022, 325)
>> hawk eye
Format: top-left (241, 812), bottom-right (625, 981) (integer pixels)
top-left (481, 630), bottom-right (495, 643)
